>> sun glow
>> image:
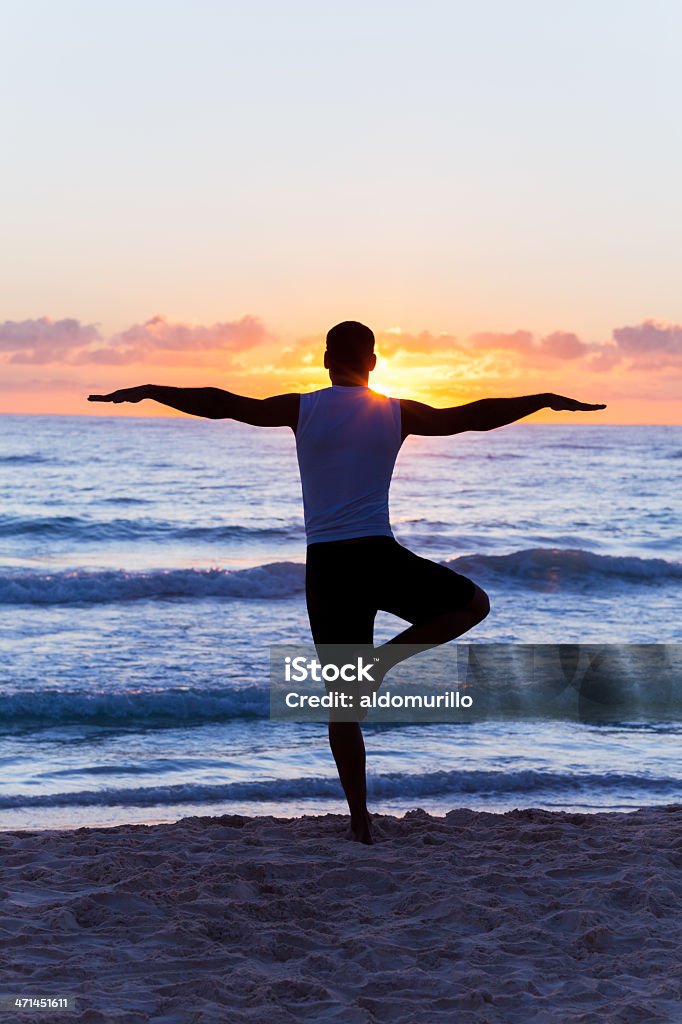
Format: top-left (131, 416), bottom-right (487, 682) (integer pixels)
top-left (368, 356), bottom-right (415, 399)
top-left (369, 377), bottom-right (393, 397)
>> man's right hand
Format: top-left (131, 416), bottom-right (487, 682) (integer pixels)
top-left (88, 386), bottom-right (149, 404)
top-left (545, 393), bottom-right (607, 412)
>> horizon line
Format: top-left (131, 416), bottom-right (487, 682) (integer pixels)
top-left (0, 410), bottom-right (677, 427)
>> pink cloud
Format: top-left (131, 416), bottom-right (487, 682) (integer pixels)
top-left (470, 330), bottom-right (588, 361)
top-left (587, 347), bottom-right (622, 372)
top-left (71, 314), bottom-right (271, 365)
top-left (613, 319), bottom-right (682, 355)
top-left (4, 313), bottom-right (681, 404)
top-left (0, 375), bottom-right (82, 391)
top-left (0, 314), bottom-right (272, 367)
top-left (539, 331), bottom-right (587, 360)
top-left (0, 317), bottom-right (100, 364)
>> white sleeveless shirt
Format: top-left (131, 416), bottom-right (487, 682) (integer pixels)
top-left (295, 385), bottom-right (402, 545)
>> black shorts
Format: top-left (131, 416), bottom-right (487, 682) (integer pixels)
top-left (305, 535), bottom-right (476, 645)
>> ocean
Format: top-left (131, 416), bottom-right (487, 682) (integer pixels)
top-left (1, 412), bottom-right (680, 830)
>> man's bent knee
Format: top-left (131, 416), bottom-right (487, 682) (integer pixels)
top-left (467, 584), bottom-right (490, 621)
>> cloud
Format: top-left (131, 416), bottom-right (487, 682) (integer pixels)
top-left (71, 314), bottom-right (271, 365)
top-left (3, 314), bottom-right (680, 412)
top-left (0, 375), bottom-right (82, 391)
top-left (539, 331), bottom-right (587, 360)
top-left (470, 330), bottom-right (588, 360)
top-left (256, 324), bottom-right (620, 383)
top-left (277, 342), bottom-right (317, 368)
top-left (376, 329), bottom-right (463, 357)
top-left (274, 328), bottom-right (463, 363)
top-left (587, 347), bottom-right (622, 372)
top-left (469, 330), bottom-right (535, 354)
top-left (613, 319), bottom-right (682, 355)
top-left (0, 317), bottom-right (100, 364)
top-left (0, 314), bottom-right (272, 367)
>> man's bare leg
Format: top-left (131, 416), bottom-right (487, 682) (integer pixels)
top-left (328, 720), bottom-right (373, 844)
top-left (327, 586), bottom-right (490, 845)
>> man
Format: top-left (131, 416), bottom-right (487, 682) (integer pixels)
top-left (89, 320), bottom-right (606, 844)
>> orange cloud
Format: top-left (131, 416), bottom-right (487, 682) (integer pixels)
top-left (2, 314), bottom-right (681, 422)
top-left (376, 329), bottom-right (463, 358)
top-left (469, 330), bottom-right (535, 354)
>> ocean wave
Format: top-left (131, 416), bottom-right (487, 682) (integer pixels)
top-left (0, 685), bottom-right (268, 729)
top-left (448, 548), bottom-right (682, 585)
top-left (0, 453), bottom-right (52, 465)
top-left (99, 496), bottom-right (154, 506)
top-left (0, 513), bottom-right (300, 543)
top-left (0, 768), bottom-right (679, 809)
top-left (0, 548), bottom-right (679, 606)
top-left (3, 659), bottom-right (681, 733)
top-left (0, 563), bottom-right (306, 605)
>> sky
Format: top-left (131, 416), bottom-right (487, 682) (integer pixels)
top-left (1, 0), bottom-right (681, 422)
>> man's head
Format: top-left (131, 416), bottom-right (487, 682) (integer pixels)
top-left (324, 321), bottom-right (377, 384)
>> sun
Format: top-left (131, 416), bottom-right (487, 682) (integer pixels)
top-left (369, 356), bottom-right (416, 399)
top-left (369, 376), bottom-right (393, 397)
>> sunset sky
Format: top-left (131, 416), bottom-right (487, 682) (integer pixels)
top-left (1, 1), bottom-right (681, 423)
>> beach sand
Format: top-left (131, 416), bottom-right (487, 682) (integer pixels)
top-left (2, 805), bottom-right (681, 1024)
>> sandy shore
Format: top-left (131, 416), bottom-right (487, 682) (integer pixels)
top-left (2, 805), bottom-right (681, 1024)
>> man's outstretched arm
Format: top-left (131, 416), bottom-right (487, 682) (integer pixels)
top-left (400, 393), bottom-right (606, 437)
top-left (88, 385), bottom-right (299, 429)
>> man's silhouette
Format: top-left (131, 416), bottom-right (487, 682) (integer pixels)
top-left (89, 320), bottom-right (605, 844)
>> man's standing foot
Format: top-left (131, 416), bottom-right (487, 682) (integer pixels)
top-left (345, 811), bottom-right (374, 845)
